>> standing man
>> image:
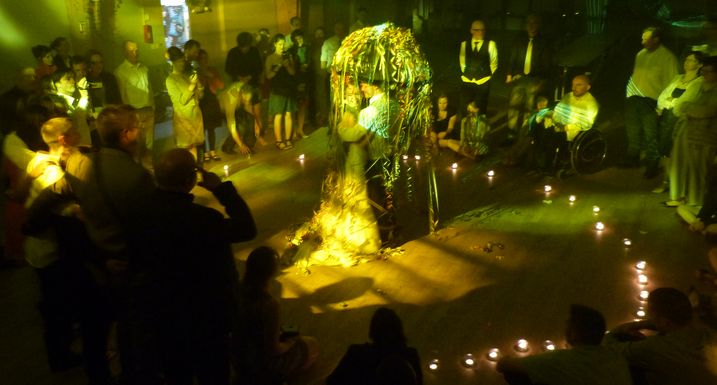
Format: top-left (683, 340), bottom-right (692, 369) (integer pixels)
top-left (127, 148), bottom-right (256, 385)
top-left (459, 19), bottom-right (498, 116)
top-left (622, 27), bottom-right (678, 177)
top-left (115, 40), bottom-right (155, 161)
top-left (505, 14), bottom-right (554, 142)
top-left (285, 16), bottom-right (303, 49)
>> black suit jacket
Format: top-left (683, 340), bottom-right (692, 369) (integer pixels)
top-left (507, 34), bottom-right (554, 80)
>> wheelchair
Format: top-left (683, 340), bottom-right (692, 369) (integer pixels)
top-left (545, 127), bottom-right (607, 178)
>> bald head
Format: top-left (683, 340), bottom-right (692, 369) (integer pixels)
top-left (571, 75), bottom-right (591, 97)
top-left (155, 148), bottom-right (197, 192)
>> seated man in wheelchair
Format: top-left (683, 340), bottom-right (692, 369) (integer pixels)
top-left (533, 74), bottom-right (599, 174)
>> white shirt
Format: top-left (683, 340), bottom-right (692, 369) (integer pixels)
top-left (114, 59), bottom-right (154, 109)
top-left (459, 39), bottom-right (498, 77)
top-left (321, 36), bottom-right (342, 72)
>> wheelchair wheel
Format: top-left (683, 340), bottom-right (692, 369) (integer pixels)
top-left (570, 128), bottom-right (606, 174)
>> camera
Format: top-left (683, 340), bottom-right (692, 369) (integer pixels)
top-left (189, 60), bottom-right (200, 74)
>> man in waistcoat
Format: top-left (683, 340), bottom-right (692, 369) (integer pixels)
top-left (459, 19), bottom-right (498, 116)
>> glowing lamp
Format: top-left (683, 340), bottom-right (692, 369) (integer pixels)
top-left (298, 154), bottom-right (305, 160)
top-left (427, 358), bottom-right (439, 371)
top-left (623, 238), bottom-right (632, 246)
top-left (592, 205), bottom-right (600, 213)
top-left (543, 340), bottom-right (556, 351)
top-left (569, 195), bottom-right (576, 202)
top-left (544, 185), bottom-right (552, 192)
top-left (486, 348), bottom-right (500, 361)
top-left (402, 155), bottom-right (409, 160)
top-left (415, 155), bottom-right (421, 160)
top-left (639, 290), bottom-right (649, 300)
top-left (487, 170), bottom-right (495, 177)
top-left (595, 222), bottom-right (605, 231)
top-left (638, 274), bottom-right (648, 285)
top-left (636, 308), bottom-right (646, 318)
top-left (462, 354), bottom-right (477, 368)
top-left (451, 163), bottom-right (458, 170)
top-left (635, 261), bottom-right (646, 271)
top-left (514, 339), bottom-right (530, 353)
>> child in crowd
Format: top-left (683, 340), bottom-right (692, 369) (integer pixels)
top-left (438, 100), bottom-right (490, 159)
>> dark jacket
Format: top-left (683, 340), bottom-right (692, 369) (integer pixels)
top-left (506, 34), bottom-right (554, 80)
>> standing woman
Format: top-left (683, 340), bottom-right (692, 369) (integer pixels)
top-left (668, 56), bottom-right (717, 207)
top-left (166, 46), bottom-right (205, 162)
top-left (653, 51), bottom-right (704, 193)
top-left (265, 34), bottom-right (297, 150)
top-left (32, 45), bottom-right (56, 82)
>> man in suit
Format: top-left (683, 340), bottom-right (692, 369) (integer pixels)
top-left (505, 14), bottom-right (554, 142)
top-left (458, 19), bottom-right (498, 116)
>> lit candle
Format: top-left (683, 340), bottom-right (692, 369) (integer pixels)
top-left (543, 340), bottom-right (556, 351)
top-left (428, 358), bottom-right (439, 371)
top-left (298, 153), bottom-right (305, 160)
top-left (635, 261), bottom-right (647, 271)
top-left (638, 274), bottom-right (648, 285)
top-left (514, 339), bottom-right (530, 353)
top-left (544, 185), bottom-right (552, 193)
top-left (402, 154), bottom-right (409, 160)
top-left (592, 205), bottom-right (600, 213)
top-left (223, 164), bottom-right (229, 178)
top-left (487, 170), bottom-right (495, 177)
top-left (636, 308), bottom-right (646, 318)
top-left (415, 155), bottom-right (421, 160)
top-left (595, 222), bottom-right (605, 231)
top-left (569, 195), bottom-right (576, 203)
top-left (486, 348), bottom-right (500, 361)
top-left (623, 238), bottom-right (632, 246)
top-left (639, 290), bottom-right (649, 300)
top-left (462, 354), bottom-right (477, 368)
top-left (451, 162), bottom-right (458, 170)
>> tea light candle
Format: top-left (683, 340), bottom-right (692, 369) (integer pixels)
top-left (402, 154), bottom-right (409, 160)
top-left (635, 261), bottom-right (647, 271)
top-left (514, 339), bottom-right (530, 352)
top-left (638, 274), bottom-right (648, 285)
top-left (223, 164), bottom-right (229, 177)
top-left (636, 308), bottom-right (646, 318)
top-left (487, 170), bottom-right (495, 177)
top-left (451, 162), bottom-right (458, 170)
top-left (639, 290), bottom-right (650, 300)
top-left (569, 195), bottom-right (576, 203)
top-left (544, 185), bottom-right (552, 193)
top-left (543, 340), bottom-right (556, 351)
top-left (595, 222), bottom-right (605, 231)
top-left (592, 205), bottom-right (600, 213)
top-left (623, 238), bottom-right (632, 246)
top-left (414, 155), bottom-right (421, 160)
top-left (462, 354), bottom-right (477, 368)
top-left (487, 348), bottom-right (500, 361)
top-left (427, 358), bottom-right (439, 371)
top-left (298, 154), bottom-right (305, 160)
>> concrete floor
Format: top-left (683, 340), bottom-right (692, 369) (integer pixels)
top-left (2, 110), bottom-right (716, 384)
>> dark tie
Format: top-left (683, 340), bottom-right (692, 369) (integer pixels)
top-left (473, 42), bottom-right (478, 53)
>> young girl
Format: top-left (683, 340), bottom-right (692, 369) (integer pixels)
top-left (438, 101), bottom-right (490, 159)
top-left (265, 34), bottom-right (297, 150)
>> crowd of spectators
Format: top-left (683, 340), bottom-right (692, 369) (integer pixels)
top-left (1, 9), bottom-right (717, 385)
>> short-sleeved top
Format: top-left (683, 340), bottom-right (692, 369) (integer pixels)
top-left (519, 345), bottom-right (632, 385)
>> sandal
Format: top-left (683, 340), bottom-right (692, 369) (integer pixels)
top-left (275, 141), bottom-right (286, 150)
top-left (284, 140), bottom-right (294, 150)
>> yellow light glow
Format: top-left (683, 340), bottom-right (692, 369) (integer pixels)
top-left (487, 348), bottom-right (500, 361)
top-left (487, 170), bottom-right (495, 177)
top-left (635, 261), bottom-right (646, 271)
top-left (515, 339), bottom-right (530, 352)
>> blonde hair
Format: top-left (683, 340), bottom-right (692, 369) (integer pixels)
top-left (41, 117), bottom-right (73, 146)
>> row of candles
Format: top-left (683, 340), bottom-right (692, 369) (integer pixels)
top-left (426, 338), bottom-right (559, 371)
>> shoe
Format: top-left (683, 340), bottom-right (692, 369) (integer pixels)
top-left (664, 199), bottom-right (684, 207)
top-left (284, 141), bottom-right (294, 149)
top-left (652, 182), bottom-right (668, 194)
top-left (203, 154), bottom-right (211, 162)
top-left (275, 141), bottom-right (286, 150)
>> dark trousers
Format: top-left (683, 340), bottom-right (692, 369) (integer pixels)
top-left (625, 96), bottom-right (659, 162)
top-left (534, 126), bottom-right (569, 172)
top-left (366, 159), bottom-right (397, 244)
top-left (461, 81), bottom-right (490, 116)
top-left (657, 109), bottom-right (678, 157)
